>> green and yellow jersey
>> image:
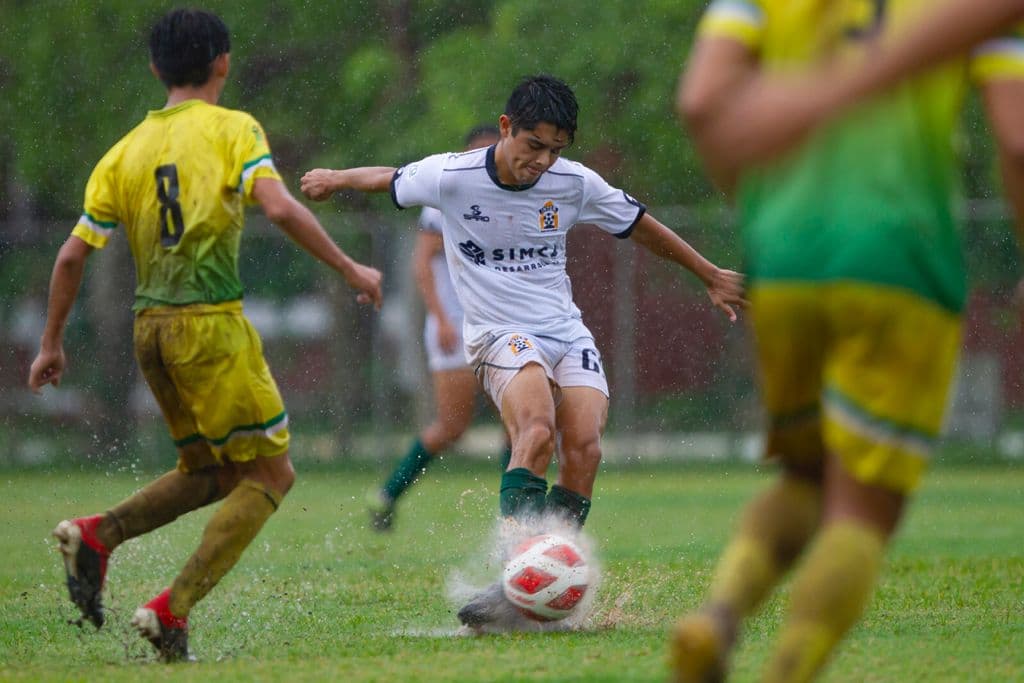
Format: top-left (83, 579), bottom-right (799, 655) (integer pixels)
top-left (698, 1), bottom-right (1024, 312)
top-left (72, 99), bottom-right (281, 311)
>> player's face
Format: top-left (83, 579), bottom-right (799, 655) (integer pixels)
top-left (495, 115), bottom-right (569, 186)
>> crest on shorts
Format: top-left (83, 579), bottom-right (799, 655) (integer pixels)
top-left (538, 201), bottom-right (559, 232)
top-left (508, 334), bottom-right (534, 355)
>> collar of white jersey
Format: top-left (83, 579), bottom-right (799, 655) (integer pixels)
top-left (485, 145), bottom-right (542, 192)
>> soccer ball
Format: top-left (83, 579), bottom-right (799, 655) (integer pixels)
top-left (502, 533), bottom-right (589, 621)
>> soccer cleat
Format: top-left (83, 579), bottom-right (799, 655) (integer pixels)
top-left (52, 515), bottom-right (110, 629)
top-left (669, 612), bottom-right (728, 683)
top-left (130, 588), bottom-right (193, 662)
top-left (457, 582), bottom-right (535, 633)
top-left (366, 490), bottom-right (395, 532)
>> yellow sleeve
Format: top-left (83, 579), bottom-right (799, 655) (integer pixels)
top-left (970, 23), bottom-right (1024, 83)
top-left (233, 113), bottom-right (282, 205)
top-left (71, 152), bottom-right (120, 249)
top-left (697, 0), bottom-right (765, 51)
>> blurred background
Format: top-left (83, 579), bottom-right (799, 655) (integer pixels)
top-left (1, 0), bottom-right (1021, 469)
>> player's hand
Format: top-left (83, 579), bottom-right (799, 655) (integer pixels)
top-left (346, 263), bottom-right (383, 310)
top-left (437, 317), bottom-right (459, 353)
top-left (706, 268), bottom-right (748, 322)
top-left (300, 169), bottom-right (340, 201)
top-left (28, 345), bottom-right (66, 394)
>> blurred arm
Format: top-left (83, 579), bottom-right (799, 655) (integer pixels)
top-left (678, 0), bottom-right (1024, 195)
top-left (28, 235), bottom-right (93, 392)
top-left (412, 230), bottom-right (458, 352)
top-left (413, 231), bottom-right (447, 321)
top-left (630, 212), bottom-right (747, 321)
top-left (300, 166), bottom-right (396, 201)
top-left (846, 0), bottom-right (1024, 102)
top-left (253, 177), bottom-right (383, 308)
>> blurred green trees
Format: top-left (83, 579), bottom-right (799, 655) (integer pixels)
top-left (1, 0), bottom-right (712, 219)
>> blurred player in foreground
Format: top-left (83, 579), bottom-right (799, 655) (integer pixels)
top-left (672, 1), bottom-right (1024, 681)
top-left (28, 8), bottom-right (381, 662)
top-left (366, 125), bottom-right (512, 532)
top-left (302, 74), bottom-right (746, 630)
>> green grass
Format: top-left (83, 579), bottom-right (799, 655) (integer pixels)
top-left (0, 463), bottom-right (1022, 681)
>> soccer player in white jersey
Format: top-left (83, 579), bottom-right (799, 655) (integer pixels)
top-left (367, 125), bottom-right (511, 532)
top-left (302, 74), bottom-right (746, 628)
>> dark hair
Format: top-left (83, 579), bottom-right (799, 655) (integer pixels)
top-left (464, 124), bottom-right (499, 147)
top-left (504, 75), bottom-right (578, 144)
top-left (149, 9), bottom-right (231, 88)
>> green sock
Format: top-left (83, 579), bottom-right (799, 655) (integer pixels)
top-left (545, 485), bottom-right (591, 527)
top-left (499, 445), bottom-right (512, 472)
top-left (382, 439), bottom-right (434, 501)
top-left (500, 468), bottom-right (547, 519)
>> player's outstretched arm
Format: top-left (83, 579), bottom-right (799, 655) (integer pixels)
top-left (28, 235), bottom-right (94, 393)
top-left (300, 166), bottom-right (396, 201)
top-left (629, 212), bottom-right (747, 322)
top-left (253, 177), bottom-right (383, 309)
top-left (847, 0), bottom-right (1024, 104)
top-left (679, 0), bottom-right (1024, 194)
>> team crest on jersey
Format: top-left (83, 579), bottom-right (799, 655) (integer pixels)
top-left (507, 334), bottom-right (534, 356)
top-left (538, 201), bottom-right (559, 232)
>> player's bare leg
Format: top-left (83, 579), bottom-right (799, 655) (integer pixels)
top-left (458, 364), bottom-right (555, 631)
top-left (498, 363), bottom-right (557, 519)
top-left (52, 441), bottom-right (225, 631)
top-left (547, 386), bottom-right (608, 527)
top-left (370, 368), bottom-right (477, 530)
top-left (761, 453), bottom-right (900, 683)
top-left (671, 456), bottom-right (822, 683)
top-left (131, 451), bottom-right (294, 661)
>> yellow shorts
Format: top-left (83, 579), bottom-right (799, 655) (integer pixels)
top-left (751, 282), bottom-right (962, 494)
top-left (134, 301), bottom-right (289, 472)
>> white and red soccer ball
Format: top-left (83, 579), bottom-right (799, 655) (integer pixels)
top-left (502, 533), bottom-right (590, 621)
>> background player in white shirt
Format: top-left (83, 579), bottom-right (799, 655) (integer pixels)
top-left (302, 74), bottom-right (745, 628)
top-left (367, 125), bottom-right (510, 532)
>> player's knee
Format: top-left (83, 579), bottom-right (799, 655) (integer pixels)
top-left (518, 417), bottom-right (556, 455)
top-left (561, 436), bottom-right (602, 471)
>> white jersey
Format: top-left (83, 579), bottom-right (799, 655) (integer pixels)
top-left (391, 145), bottom-right (645, 352)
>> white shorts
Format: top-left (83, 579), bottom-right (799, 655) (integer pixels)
top-left (424, 313), bottom-right (469, 373)
top-left (472, 332), bottom-right (609, 412)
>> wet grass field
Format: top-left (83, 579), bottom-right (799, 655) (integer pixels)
top-left (1, 461), bottom-right (1021, 681)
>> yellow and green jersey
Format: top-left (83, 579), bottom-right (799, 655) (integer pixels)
top-left (698, 1), bottom-right (1024, 312)
top-left (72, 100), bottom-right (281, 311)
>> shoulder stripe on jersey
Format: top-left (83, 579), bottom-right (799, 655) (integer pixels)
top-left (390, 168), bottom-right (407, 210)
top-left (443, 165), bottom-right (486, 172)
top-left (706, 0), bottom-right (762, 24)
top-left (545, 170), bottom-right (584, 179)
top-left (242, 153), bottom-right (273, 171)
top-left (614, 205), bottom-right (646, 240)
top-left (79, 213), bottom-right (116, 237)
top-left (83, 212), bottom-right (117, 229)
top-left (238, 156), bottom-right (277, 192)
top-left (973, 37), bottom-right (1024, 58)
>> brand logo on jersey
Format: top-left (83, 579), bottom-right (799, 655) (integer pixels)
top-left (463, 205), bottom-right (491, 222)
top-left (459, 240), bottom-right (486, 265)
top-left (538, 201), bottom-right (559, 231)
top-left (507, 334), bottom-right (534, 356)
top-left (458, 240), bottom-right (562, 271)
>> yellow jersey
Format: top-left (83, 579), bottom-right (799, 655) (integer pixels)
top-left (72, 99), bottom-right (281, 310)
